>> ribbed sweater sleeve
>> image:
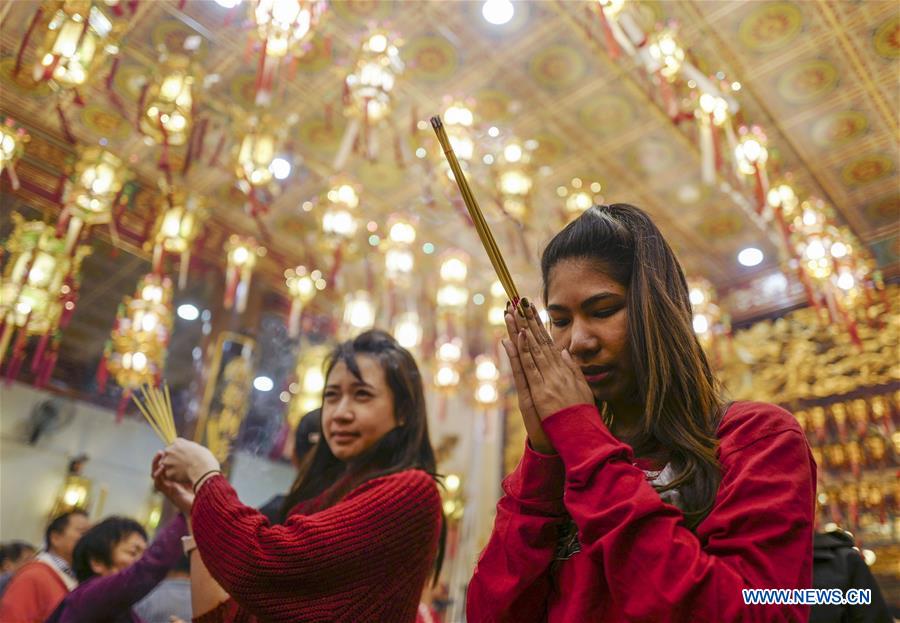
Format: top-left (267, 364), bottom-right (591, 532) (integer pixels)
top-left (191, 469), bottom-right (441, 621)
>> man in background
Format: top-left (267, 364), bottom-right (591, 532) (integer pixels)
top-left (133, 554), bottom-right (191, 623)
top-left (0, 510), bottom-right (90, 622)
top-left (0, 542), bottom-right (36, 596)
top-left (259, 408), bottom-right (321, 523)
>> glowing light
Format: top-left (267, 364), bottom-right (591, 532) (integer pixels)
top-left (737, 247), bottom-right (763, 267)
top-left (177, 304), bottom-right (199, 320)
top-left (482, 0), bottom-right (514, 25)
top-left (253, 376), bottom-right (274, 392)
top-left (270, 157), bottom-right (291, 180)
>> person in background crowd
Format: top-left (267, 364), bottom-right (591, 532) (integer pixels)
top-left (810, 527), bottom-right (892, 623)
top-left (133, 554), bottom-right (192, 623)
top-left (0, 542), bottom-right (36, 596)
top-left (259, 408), bottom-right (322, 523)
top-left (45, 514), bottom-right (188, 623)
top-left (0, 510), bottom-right (90, 622)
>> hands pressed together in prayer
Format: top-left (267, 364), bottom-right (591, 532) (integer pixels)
top-left (501, 298), bottom-right (594, 455)
top-left (151, 439), bottom-right (221, 514)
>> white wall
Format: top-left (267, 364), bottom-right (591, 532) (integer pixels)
top-left (0, 382), bottom-right (295, 544)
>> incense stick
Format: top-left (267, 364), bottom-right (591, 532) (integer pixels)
top-left (431, 116), bottom-right (520, 303)
top-left (132, 383), bottom-right (177, 445)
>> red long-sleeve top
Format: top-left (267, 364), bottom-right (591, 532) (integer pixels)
top-left (467, 401), bottom-right (816, 622)
top-left (191, 469), bottom-right (442, 623)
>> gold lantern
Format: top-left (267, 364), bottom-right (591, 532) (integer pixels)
top-left (392, 311), bottom-right (423, 351)
top-left (288, 344), bottom-right (329, 426)
top-left (474, 354), bottom-right (500, 407)
top-left (487, 279), bottom-right (507, 329)
top-left (59, 146), bottom-right (131, 253)
top-left (341, 290), bottom-right (376, 339)
top-left (285, 265), bottom-right (323, 338)
top-left (0, 214), bottom-right (90, 381)
top-left (224, 236), bottom-right (265, 313)
top-left (433, 337), bottom-right (462, 391)
top-left (436, 252), bottom-right (469, 314)
top-left (384, 215), bottom-right (417, 285)
top-left (321, 181), bottom-right (360, 242)
top-left (496, 138), bottom-right (534, 222)
top-left (558, 178), bottom-right (602, 219)
top-left (236, 118), bottom-right (279, 192)
top-left (139, 54), bottom-right (198, 149)
top-left (647, 29), bottom-right (684, 81)
top-left (345, 31), bottom-right (403, 124)
top-left (31, 0), bottom-right (119, 89)
top-left (0, 116), bottom-right (30, 190)
top-left (734, 126), bottom-right (769, 212)
top-left (148, 186), bottom-right (206, 288)
top-left (249, 0), bottom-right (326, 105)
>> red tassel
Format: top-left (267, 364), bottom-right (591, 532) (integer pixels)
top-left (136, 83), bottom-right (149, 131)
top-left (56, 103), bottom-right (77, 143)
top-left (209, 133), bottom-right (226, 167)
top-left (97, 353), bottom-right (109, 392)
top-left (30, 332), bottom-right (50, 374)
top-left (72, 88), bottom-right (85, 107)
top-left (595, 4), bottom-right (621, 59)
top-left (752, 163), bottom-right (766, 214)
top-left (14, 8), bottom-right (44, 76)
top-left (116, 391), bottom-right (130, 423)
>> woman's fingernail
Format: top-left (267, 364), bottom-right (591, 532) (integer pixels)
top-left (521, 297), bottom-right (530, 309)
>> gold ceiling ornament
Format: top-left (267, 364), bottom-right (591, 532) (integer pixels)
top-left (440, 473), bottom-right (464, 522)
top-left (765, 179), bottom-right (802, 256)
top-left (557, 177), bottom-right (603, 220)
top-left (384, 215), bottom-right (417, 285)
top-left (224, 235), bottom-right (265, 314)
top-left (101, 273), bottom-right (174, 418)
top-left (284, 265), bottom-right (324, 338)
top-left (57, 146), bottom-right (132, 254)
top-left (474, 353), bottom-right (500, 407)
top-left (288, 344), bottom-right (329, 427)
top-left (0, 116), bottom-right (31, 190)
top-left (334, 30), bottom-right (403, 167)
top-left (234, 114), bottom-right (284, 215)
top-left (148, 184), bottom-right (207, 289)
top-left (138, 53), bottom-right (199, 168)
top-left (495, 136), bottom-right (535, 223)
top-left (733, 125), bottom-right (770, 214)
top-left (0, 214), bottom-right (91, 385)
top-left (249, 0), bottom-right (327, 106)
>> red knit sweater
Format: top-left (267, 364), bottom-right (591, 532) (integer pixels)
top-left (467, 401), bottom-right (817, 622)
top-left (191, 469), bottom-right (442, 623)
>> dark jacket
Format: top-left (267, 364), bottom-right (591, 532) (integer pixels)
top-left (810, 530), bottom-right (892, 623)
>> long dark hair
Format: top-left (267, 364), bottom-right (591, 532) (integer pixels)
top-left (541, 204), bottom-right (724, 528)
top-left (72, 517), bottom-right (146, 582)
top-left (279, 329), bottom-right (445, 580)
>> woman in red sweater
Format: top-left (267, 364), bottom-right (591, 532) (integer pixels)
top-left (153, 330), bottom-right (444, 622)
top-left (467, 204), bottom-right (816, 622)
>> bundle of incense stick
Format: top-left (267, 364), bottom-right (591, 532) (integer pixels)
top-left (430, 116), bottom-right (520, 304)
top-left (132, 383), bottom-right (176, 445)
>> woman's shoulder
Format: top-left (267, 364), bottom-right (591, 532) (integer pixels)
top-left (716, 400), bottom-right (806, 459)
top-left (348, 469), bottom-right (441, 504)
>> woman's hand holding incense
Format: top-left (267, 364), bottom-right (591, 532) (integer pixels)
top-left (514, 298), bottom-right (594, 422)
top-left (156, 438), bottom-right (220, 488)
top-left (502, 304), bottom-right (555, 455)
top-left (152, 452), bottom-right (195, 514)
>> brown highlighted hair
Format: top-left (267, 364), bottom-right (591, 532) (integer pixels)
top-left (541, 204), bottom-right (724, 528)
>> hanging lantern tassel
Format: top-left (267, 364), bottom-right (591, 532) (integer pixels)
top-left (332, 117), bottom-right (360, 171)
top-left (63, 216), bottom-right (85, 256)
top-left (5, 160), bottom-right (21, 190)
top-left (178, 249), bottom-right (191, 290)
top-left (96, 345), bottom-right (110, 393)
top-left (594, 3), bottom-right (621, 59)
top-left (0, 322), bottom-right (14, 368)
top-left (288, 300), bottom-right (303, 339)
top-left (223, 264), bottom-right (240, 310)
top-left (723, 121), bottom-right (741, 181)
top-left (30, 331), bottom-right (51, 374)
top-left (699, 114), bottom-right (715, 185)
top-left (752, 162), bottom-right (768, 215)
top-left (116, 388), bottom-right (131, 423)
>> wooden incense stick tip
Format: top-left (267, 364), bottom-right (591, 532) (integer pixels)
top-left (430, 115), bottom-right (443, 129)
